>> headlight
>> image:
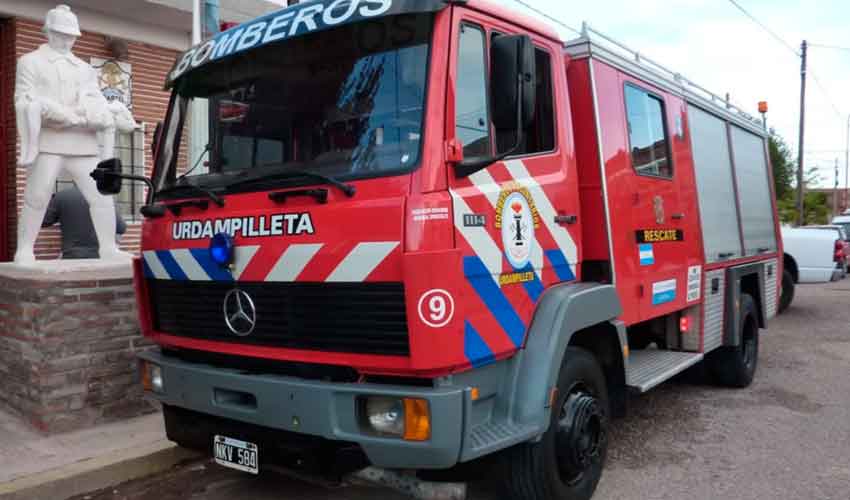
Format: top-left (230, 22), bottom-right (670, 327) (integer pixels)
top-left (141, 361), bottom-right (164, 394)
top-left (360, 396), bottom-right (430, 441)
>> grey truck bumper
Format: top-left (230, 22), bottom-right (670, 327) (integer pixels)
top-left (139, 351), bottom-right (470, 469)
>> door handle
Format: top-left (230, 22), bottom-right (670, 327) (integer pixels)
top-left (671, 213), bottom-right (685, 220)
top-left (554, 215), bottom-right (578, 225)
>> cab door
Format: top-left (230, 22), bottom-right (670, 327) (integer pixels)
top-left (619, 77), bottom-right (703, 321)
top-left (446, 8), bottom-right (580, 365)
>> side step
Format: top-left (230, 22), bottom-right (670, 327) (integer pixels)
top-left (626, 349), bottom-right (704, 393)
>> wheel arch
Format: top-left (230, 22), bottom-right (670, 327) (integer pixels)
top-left (568, 321), bottom-right (628, 418)
top-left (725, 262), bottom-right (767, 346)
top-left (509, 283), bottom-right (626, 434)
top-left (783, 253), bottom-right (799, 283)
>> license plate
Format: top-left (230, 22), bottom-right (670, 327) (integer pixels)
top-left (213, 435), bottom-right (258, 474)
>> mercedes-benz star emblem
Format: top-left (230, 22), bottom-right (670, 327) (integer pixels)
top-left (223, 289), bottom-right (257, 337)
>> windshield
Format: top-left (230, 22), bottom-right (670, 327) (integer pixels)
top-left (153, 14), bottom-right (432, 195)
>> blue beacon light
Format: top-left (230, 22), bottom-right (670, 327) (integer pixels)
top-left (209, 233), bottom-right (234, 267)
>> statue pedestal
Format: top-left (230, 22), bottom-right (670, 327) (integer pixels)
top-left (0, 260), bottom-right (157, 434)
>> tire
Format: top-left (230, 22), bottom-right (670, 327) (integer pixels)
top-left (709, 293), bottom-right (759, 388)
top-left (778, 269), bottom-right (795, 314)
top-left (500, 347), bottom-right (609, 500)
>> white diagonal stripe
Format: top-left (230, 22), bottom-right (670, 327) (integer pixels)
top-left (468, 167), bottom-right (544, 273)
top-left (266, 244), bottom-right (323, 282)
top-left (142, 251), bottom-right (170, 280)
top-left (232, 246), bottom-right (260, 280)
top-left (468, 169), bottom-right (501, 207)
top-left (170, 249), bottom-right (211, 281)
top-left (450, 190), bottom-right (503, 276)
top-left (505, 160), bottom-right (578, 264)
top-left (325, 242), bottom-right (399, 282)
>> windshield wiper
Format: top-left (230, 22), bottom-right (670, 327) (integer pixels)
top-left (228, 166), bottom-right (356, 198)
top-left (176, 143), bottom-right (212, 183)
top-left (157, 182), bottom-right (225, 207)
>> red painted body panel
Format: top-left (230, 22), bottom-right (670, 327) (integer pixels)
top-left (566, 57), bottom-right (609, 267)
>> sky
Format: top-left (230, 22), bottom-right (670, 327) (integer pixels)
top-left (499, 0), bottom-right (850, 189)
top-left (265, 0), bottom-right (850, 188)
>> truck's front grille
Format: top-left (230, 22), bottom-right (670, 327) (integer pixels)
top-left (147, 280), bottom-right (410, 356)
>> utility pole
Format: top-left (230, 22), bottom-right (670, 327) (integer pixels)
top-left (845, 115), bottom-right (849, 214)
top-left (834, 158), bottom-right (840, 216)
top-left (796, 40), bottom-right (807, 226)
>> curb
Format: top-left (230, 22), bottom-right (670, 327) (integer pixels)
top-left (0, 440), bottom-right (200, 500)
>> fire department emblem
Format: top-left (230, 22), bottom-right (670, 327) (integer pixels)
top-left (223, 289), bottom-right (257, 337)
top-left (495, 183), bottom-right (541, 270)
top-left (654, 195), bottom-right (665, 224)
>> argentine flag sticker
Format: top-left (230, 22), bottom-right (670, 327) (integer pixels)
top-left (639, 243), bottom-right (655, 266)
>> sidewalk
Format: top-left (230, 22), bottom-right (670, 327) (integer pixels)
top-left (0, 409), bottom-right (199, 500)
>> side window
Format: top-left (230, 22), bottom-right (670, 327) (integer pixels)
top-left (455, 24), bottom-right (492, 158)
top-left (624, 84), bottom-right (672, 178)
top-left (497, 46), bottom-right (556, 156)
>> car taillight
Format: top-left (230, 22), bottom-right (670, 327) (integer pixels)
top-left (835, 240), bottom-right (845, 262)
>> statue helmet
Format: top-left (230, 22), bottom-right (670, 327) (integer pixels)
top-left (43, 5), bottom-right (81, 37)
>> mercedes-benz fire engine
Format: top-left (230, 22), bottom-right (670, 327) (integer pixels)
top-left (93, 1), bottom-right (783, 498)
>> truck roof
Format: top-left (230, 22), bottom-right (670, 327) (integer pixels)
top-left (462, 0), bottom-right (562, 42)
top-left (565, 25), bottom-right (767, 136)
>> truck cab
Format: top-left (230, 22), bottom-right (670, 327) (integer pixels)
top-left (99, 1), bottom-right (782, 499)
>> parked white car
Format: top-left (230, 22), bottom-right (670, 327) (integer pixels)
top-left (780, 226), bottom-right (845, 313)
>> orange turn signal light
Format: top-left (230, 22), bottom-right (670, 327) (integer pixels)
top-left (140, 361), bottom-right (152, 392)
top-left (403, 398), bottom-right (431, 442)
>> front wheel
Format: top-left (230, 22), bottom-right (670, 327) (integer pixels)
top-left (500, 347), bottom-right (609, 500)
top-left (709, 293), bottom-right (759, 388)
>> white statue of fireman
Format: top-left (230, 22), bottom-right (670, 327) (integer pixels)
top-left (14, 4), bottom-right (132, 263)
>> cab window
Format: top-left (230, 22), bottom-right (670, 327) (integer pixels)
top-left (455, 24), bottom-right (492, 158)
top-left (625, 84), bottom-right (672, 178)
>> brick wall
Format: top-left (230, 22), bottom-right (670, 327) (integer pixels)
top-left (6, 19), bottom-right (180, 261)
top-left (1, 19), bottom-right (14, 263)
top-left (0, 265), bottom-right (156, 433)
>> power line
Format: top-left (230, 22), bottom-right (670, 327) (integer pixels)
top-left (726, 0), bottom-right (800, 57)
top-left (809, 42), bottom-right (850, 52)
top-left (508, 0), bottom-right (582, 36)
top-left (726, 0), bottom-right (845, 118)
top-left (809, 72), bottom-right (844, 118)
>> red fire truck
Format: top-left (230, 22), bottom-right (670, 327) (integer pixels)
top-left (93, 1), bottom-right (782, 498)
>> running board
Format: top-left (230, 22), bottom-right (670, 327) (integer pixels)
top-left (626, 350), bottom-right (704, 393)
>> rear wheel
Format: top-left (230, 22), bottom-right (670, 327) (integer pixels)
top-left (500, 347), bottom-right (609, 500)
top-left (709, 293), bottom-right (759, 388)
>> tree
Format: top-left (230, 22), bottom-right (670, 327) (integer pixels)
top-left (769, 132), bottom-right (830, 225)
top-left (769, 133), bottom-right (795, 202)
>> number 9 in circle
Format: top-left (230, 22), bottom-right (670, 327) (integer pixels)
top-left (417, 289), bottom-right (455, 328)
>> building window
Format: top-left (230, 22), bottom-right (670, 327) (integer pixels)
top-left (496, 45), bottom-right (556, 156)
top-left (114, 126), bottom-right (146, 222)
top-left (624, 84), bottom-right (672, 178)
top-left (53, 125), bottom-right (146, 222)
top-left (455, 23), bottom-right (492, 158)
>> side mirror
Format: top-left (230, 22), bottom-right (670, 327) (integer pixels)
top-left (152, 121), bottom-right (163, 158)
top-left (91, 158), bottom-right (124, 195)
top-left (491, 34), bottom-right (536, 131)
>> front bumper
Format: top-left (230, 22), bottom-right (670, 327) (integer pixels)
top-left (139, 351), bottom-right (466, 469)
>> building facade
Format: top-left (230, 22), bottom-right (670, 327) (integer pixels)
top-left (0, 0), bottom-right (280, 261)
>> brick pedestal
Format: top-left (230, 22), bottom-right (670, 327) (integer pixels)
top-left (0, 260), bottom-right (157, 433)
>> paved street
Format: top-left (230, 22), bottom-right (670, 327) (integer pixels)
top-left (71, 282), bottom-right (850, 500)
